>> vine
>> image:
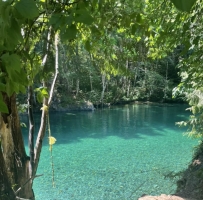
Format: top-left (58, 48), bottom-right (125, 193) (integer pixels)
top-left (47, 109), bottom-right (56, 188)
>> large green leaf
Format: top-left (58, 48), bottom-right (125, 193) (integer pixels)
top-left (6, 79), bottom-right (18, 96)
top-left (18, 84), bottom-right (26, 93)
top-left (1, 54), bottom-right (23, 88)
top-left (0, 83), bottom-right (6, 92)
top-left (75, 9), bottom-right (94, 25)
top-left (170, 0), bottom-right (197, 12)
top-left (1, 53), bottom-right (21, 72)
top-left (0, 100), bottom-right (9, 113)
top-left (49, 14), bottom-right (73, 30)
top-left (15, 0), bottom-right (39, 19)
top-left (10, 17), bottom-right (23, 42)
top-left (60, 24), bottom-right (77, 41)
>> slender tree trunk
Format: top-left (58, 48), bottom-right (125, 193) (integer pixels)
top-left (127, 79), bottom-right (131, 97)
top-left (163, 61), bottom-right (169, 100)
top-left (76, 79), bottom-right (80, 96)
top-left (34, 33), bottom-right (59, 176)
top-left (90, 74), bottom-right (93, 91)
top-left (28, 86), bottom-right (35, 184)
top-left (101, 73), bottom-right (107, 107)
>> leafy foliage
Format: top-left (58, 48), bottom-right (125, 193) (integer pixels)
top-left (171, 0), bottom-right (197, 12)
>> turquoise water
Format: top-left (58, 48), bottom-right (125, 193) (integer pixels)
top-left (21, 104), bottom-right (197, 200)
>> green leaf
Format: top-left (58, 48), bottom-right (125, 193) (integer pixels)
top-left (0, 83), bottom-right (6, 92)
top-left (10, 17), bottom-right (23, 42)
top-left (0, 93), bottom-right (3, 100)
top-left (1, 53), bottom-right (21, 72)
top-left (1, 54), bottom-right (25, 87)
top-left (18, 84), bottom-right (26, 93)
top-left (0, 100), bottom-right (9, 113)
top-left (170, 0), bottom-right (197, 12)
top-left (1, 1), bottom-right (10, 24)
top-left (75, 9), bottom-right (94, 25)
top-left (15, 0), bottom-right (39, 19)
top-left (36, 92), bottom-right (43, 103)
top-left (49, 14), bottom-right (73, 30)
top-left (35, 87), bottom-right (49, 103)
top-left (60, 24), bottom-right (77, 41)
top-left (131, 24), bottom-right (136, 35)
top-left (84, 40), bottom-right (91, 51)
top-left (6, 79), bottom-right (18, 96)
top-left (41, 88), bottom-right (49, 97)
top-left (136, 14), bottom-right (142, 23)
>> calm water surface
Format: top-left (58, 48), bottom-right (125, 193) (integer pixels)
top-left (22, 104), bottom-right (197, 200)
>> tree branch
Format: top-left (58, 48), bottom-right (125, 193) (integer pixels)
top-left (48, 33), bottom-right (59, 105)
top-left (33, 27), bottom-right (52, 175)
top-left (14, 174), bottom-right (43, 196)
top-left (28, 86), bottom-right (35, 178)
top-left (34, 31), bottom-right (59, 176)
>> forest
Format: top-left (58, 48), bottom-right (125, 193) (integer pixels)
top-left (0, 0), bottom-right (203, 199)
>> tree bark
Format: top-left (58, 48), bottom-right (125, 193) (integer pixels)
top-left (0, 93), bottom-right (34, 199)
top-left (101, 73), bottom-right (107, 106)
top-left (0, 142), bottom-right (16, 200)
top-left (28, 86), bottom-right (35, 180)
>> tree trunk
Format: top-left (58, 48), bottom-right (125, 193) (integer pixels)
top-left (101, 73), bottom-right (108, 106)
top-left (0, 93), bottom-right (34, 199)
top-left (90, 74), bottom-right (93, 91)
top-left (76, 79), bottom-right (80, 96)
top-left (0, 143), bottom-right (16, 200)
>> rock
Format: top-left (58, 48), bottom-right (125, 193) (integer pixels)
top-left (51, 100), bottom-right (95, 111)
top-left (138, 194), bottom-right (190, 200)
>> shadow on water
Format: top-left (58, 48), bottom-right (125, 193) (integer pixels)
top-left (21, 103), bottom-right (190, 146)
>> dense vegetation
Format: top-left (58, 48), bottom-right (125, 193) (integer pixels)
top-left (0, 0), bottom-right (202, 199)
top-left (53, 42), bottom-right (181, 107)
